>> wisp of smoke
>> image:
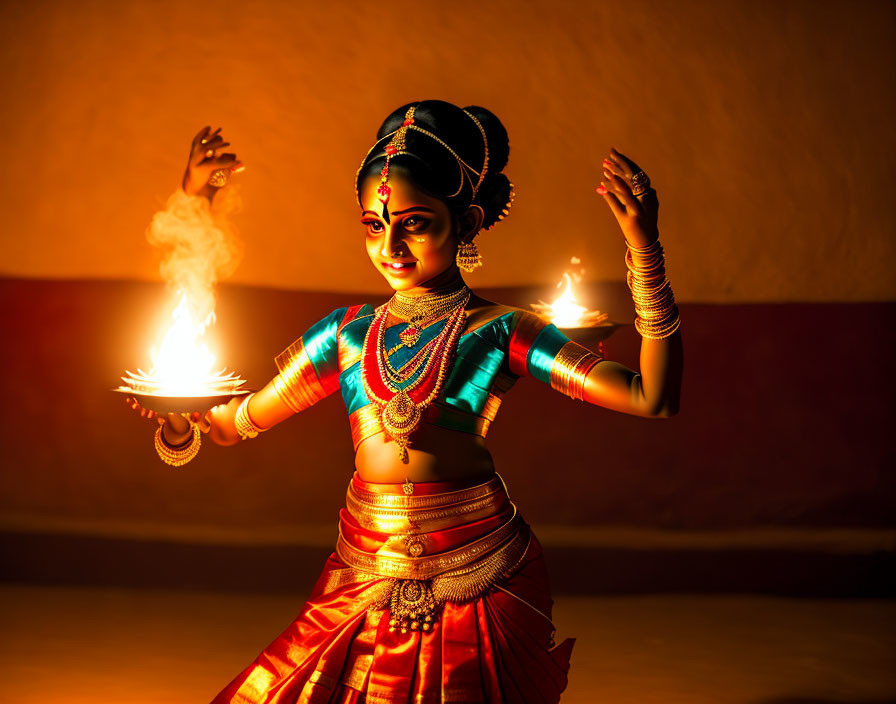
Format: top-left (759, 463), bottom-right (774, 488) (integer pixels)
top-left (146, 186), bottom-right (243, 327)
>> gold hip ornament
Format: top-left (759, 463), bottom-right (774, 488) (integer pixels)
top-left (387, 579), bottom-right (437, 633)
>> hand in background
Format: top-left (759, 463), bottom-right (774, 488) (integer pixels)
top-left (182, 126), bottom-right (245, 200)
top-left (596, 147), bottom-right (659, 249)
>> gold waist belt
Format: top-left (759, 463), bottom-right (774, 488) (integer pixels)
top-left (346, 474), bottom-right (508, 535)
top-left (336, 478), bottom-right (530, 634)
top-left (337, 506), bottom-right (522, 581)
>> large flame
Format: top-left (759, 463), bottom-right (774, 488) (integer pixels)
top-left (149, 292), bottom-right (219, 394)
top-left (531, 257), bottom-right (608, 328)
top-left (119, 291), bottom-right (245, 397)
top-left (118, 188), bottom-right (247, 400)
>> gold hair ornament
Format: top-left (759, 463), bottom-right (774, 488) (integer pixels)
top-left (355, 105), bottom-right (490, 207)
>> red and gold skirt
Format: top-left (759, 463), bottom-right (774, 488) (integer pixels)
top-left (212, 473), bottom-right (574, 704)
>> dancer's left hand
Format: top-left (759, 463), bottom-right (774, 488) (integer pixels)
top-left (596, 148), bottom-right (659, 249)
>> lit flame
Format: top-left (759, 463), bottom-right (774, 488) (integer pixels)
top-left (118, 188), bottom-right (246, 401)
top-left (119, 291), bottom-right (245, 397)
top-left (531, 257), bottom-right (608, 328)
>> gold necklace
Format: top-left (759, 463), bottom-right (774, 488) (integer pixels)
top-left (361, 290), bottom-right (470, 463)
top-left (383, 338), bottom-right (438, 385)
top-left (388, 285), bottom-right (470, 347)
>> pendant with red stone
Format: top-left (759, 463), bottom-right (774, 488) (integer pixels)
top-left (399, 324), bottom-right (421, 347)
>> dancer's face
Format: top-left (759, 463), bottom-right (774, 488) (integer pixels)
top-left (360, 168), bottom-right (461, 292)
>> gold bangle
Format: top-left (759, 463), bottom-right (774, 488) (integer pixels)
top-left (626, 237), bottom-right (661, 255)
top-left (154, 423), bottom-right (201, 467)
top-left (234, 392), bottom-right (266, 440)
top-left (635, 310), bottom-right (681, 339)
top-left (623, 238), bottom-right (680, 339)
top-left (625, 248), bottom-right (666, 275)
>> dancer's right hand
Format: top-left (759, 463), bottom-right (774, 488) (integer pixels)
top-left (125, 397), bottom-right (206, 445)
top-left (182, 126), bottom-right (245, 200)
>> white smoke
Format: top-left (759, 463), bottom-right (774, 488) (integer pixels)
top-left (146, 186), bottom-right (243, 326)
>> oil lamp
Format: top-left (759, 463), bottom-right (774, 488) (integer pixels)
top-left (115, 292), bottom-right (249, 414)
top-left (531, 257), bottom-right (610, 329)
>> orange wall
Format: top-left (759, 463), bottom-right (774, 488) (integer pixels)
top-left (2, 0), bottom-right (894, 302)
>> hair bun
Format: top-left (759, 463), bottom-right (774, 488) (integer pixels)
top-left (477, 172), bottom-right (513, 231)
top-left (463, 105), bottom-right (510, 174)
top-left (360, 100), bottom-right (514, 230)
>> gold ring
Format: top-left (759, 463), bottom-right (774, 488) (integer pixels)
top-left (208, 169), bottom-right (229, 187)
top-left (631, 171), bottom-right (651, 196)
top-left (205, 148), bottom-right (215, 159)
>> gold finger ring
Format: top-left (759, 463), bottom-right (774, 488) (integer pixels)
top-left (208, 169), bottom-right (229, 187)
top-left (631, 171), bottom-right (651, 196)
top-left (205, 148), bottom-right (215, 159)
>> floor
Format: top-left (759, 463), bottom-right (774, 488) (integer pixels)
top-left (0, 585), bottom-right (893, 704)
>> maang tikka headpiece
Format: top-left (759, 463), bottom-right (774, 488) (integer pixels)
top-left (356, 105), bottom-right (490, 218)
top-left (376, 106), bottom-right (417, 209)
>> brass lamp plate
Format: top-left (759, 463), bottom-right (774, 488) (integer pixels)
top-left (113, 389), bottom-right (251, 414)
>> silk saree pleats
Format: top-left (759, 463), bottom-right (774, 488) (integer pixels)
top-left (212, 474), bottom-right (573, 704)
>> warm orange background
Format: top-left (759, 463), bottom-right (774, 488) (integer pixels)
top-left (2, 0), bottom-right (894, 302)
top-left (1, 2), bottom-right (894, 603)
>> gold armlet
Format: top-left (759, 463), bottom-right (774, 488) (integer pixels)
top-left (234, 392), bottom-right (267, 440)
top-left (154, 422), bottom-right (201, 467)
top-left (273, 338), bottom-right (328, 413)
top-left (550, 341), bottom-right (603, 401)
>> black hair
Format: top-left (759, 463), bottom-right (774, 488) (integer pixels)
top-left (355, 99), bottom-right (513, 231)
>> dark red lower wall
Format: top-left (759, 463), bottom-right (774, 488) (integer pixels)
top-left (1, 278), bottom-right (894, 536)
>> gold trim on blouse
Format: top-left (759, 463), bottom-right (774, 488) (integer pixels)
top-left (349, 399), bottom-right (501, 451)
top-left (549, 340), bottom-right (604, 401)
top-left (273, 338), bottom-right (328, 413)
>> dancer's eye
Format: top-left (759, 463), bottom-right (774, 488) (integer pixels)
top-left (362, 219), bottom-right (385, 233)
top-left (403, 216), bottom-right (429, 231)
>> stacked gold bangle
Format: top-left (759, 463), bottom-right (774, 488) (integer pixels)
top-left (154, 422), bottom-right (201, 467)
top-left (626, 239), bottom-right (681, 340)
top-left (234, 392), bottom-right (266, 440)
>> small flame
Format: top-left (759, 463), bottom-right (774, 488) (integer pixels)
top-left (531, 258), bottom-right (608, 329)
top-left (119, 291), bottom-right (245, 397)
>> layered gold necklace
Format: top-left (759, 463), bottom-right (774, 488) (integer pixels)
top-left (388, 286), bottom-right (471, 348)
top-left (361, 285), bottom-right (470, 463)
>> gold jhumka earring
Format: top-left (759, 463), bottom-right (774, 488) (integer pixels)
top-left (456, 240), bottom-right (483, 272)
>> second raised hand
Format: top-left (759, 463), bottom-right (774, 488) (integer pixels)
top-left (182, 126), bottom-right (246, 200)
top-left (595, 147), bottom-right (658, 249)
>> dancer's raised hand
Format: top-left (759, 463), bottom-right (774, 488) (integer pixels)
top-left (596, 147), bottom-right (658, 249)
top-left (182, 126), bottom-right (245, 200)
